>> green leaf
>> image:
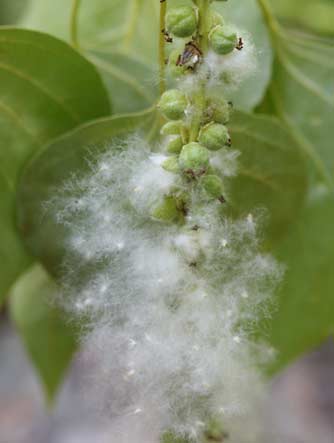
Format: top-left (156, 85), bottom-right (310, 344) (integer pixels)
top-left (0, 175), bottom-right (32, 305)
top-left (255, 0), bottom-right (334, 371)
top-left (89, 51), bottom-right (158, 113)
top-left (21, 0), bottom-right (272, 112)
top-left (0, 27), bottom-right (110, 301)
top-left (267, 189), bottom-right (334, 373)
top-left (17, 109), bottom-right (156, 277)
top-left (267, 0), bottom-right (334, 36)
top-left (257, 3), bottom-right (334, 188)
top-left (9, 264), bottom-right (78, 402)
top-left (228, 111), bottom-right (308, 243)
top-left (22, 0), bottom-right (160, 113)
top-left (21, 0), bottom-right (160, 63)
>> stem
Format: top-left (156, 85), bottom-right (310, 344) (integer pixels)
top-left (70, 0), bottom-right (81, 49)
top-left (123, 0), bottom-right (141, 51)
top-left (257, 0), bottom-right (280, 35)
top-left (197, 0), bottom-right (210, 53)
top-left (189, 0), bottom-right (210, 142)
top-left (159, 0), bottom-right (167, 95)
top-left (189, 90), bottom-right (206, 142)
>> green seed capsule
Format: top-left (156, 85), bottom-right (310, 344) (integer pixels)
top-left (151, 196), bottom-right (181, 223)
top-left (158, 89), bottom-right (188, 120)
top-left (165, 135), bottom-right (183, 154)
top-left (166, 6), bottom-right (197, 38)
top-left (199, 122), bottom-right (231, 151)
top-left (161, 121), bottom-right (182, 136)
top-left (179, 142), bottom-right (210, 176)
top-left (208, 10), bottom-right (224, 28)
top-left (205, 97), bottom-right (232, 124)
top-left (200, 174), bottom-right (225, 200)
top-left (209, 25), bottom-right (238, 55)
top-left (175, 190), bottom-right (190, 209)
top-left (162, 155), bottom-right (180, 173)
top-left (168, 49), bottom-right (186, 78)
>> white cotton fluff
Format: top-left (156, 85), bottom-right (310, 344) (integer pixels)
top-left (205, 32), bottom-right (257, 91)
top-left (210, 148), bottom-right (240, 178)
top-left (176, 30), bottom-right (257, 97)
top-left (53, 135), bottom-right (281, 443)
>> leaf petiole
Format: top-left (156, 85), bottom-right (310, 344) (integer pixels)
top-left (70, 0), bottom-right (82, 50)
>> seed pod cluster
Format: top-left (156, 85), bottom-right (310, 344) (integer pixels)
top-left (166, 1), bottom-right (243, 80)
top-left (154, 0), bottom-right (249, 434)
top-left (157, 84), bottom-right (233, 210)
top-left (157, 2), bottom-right (241, 205)
top-left (155, 0), bottom-right (243, 218)
top-left (155, 0), bottom-right (247, 242)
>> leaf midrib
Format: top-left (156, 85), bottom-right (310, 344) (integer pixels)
top-left (0, 99), bottom-right (41, 142)
top-left (274, 48), bottom-right (334, 106)
top-left (231, 125), bottom-right (291, 152)
top-left (89, 53), bottom-right (154, 104)
top-left (281, 39), bottom-right (334, 69)
top-left (268, 86), bottom-right (334, 189)
top-left (0, 99), bottom-right (43, 189)
top-left (0, 61), bottom-right (81, 123)
top-left (237, 167), bottom-right (281, 191)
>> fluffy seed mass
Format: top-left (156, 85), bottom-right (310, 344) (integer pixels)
top-left (52, 135), bottom-right (281, 443)
top-left (202, 31), bottom-right (257, 92)
top-left (173, 30), bottom-right (257, 118)
top-left (51, 7), bottom-right (276, 442)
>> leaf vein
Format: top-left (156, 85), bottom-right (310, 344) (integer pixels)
top-left (0, 61), bottom-right (82, 123)
top-left (89, 54), bottom-right (154, 103)
top-left (275, 49), bottom-right (333, 106)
